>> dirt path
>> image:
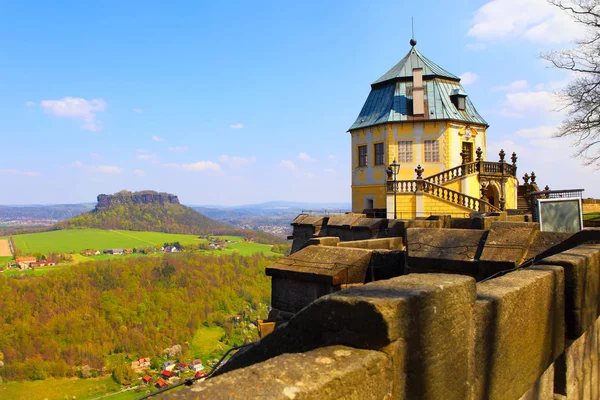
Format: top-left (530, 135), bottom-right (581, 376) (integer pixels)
top-left (0, 239), bottom-right (12, 256)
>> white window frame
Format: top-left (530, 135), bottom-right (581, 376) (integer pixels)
top-left (397, 140), bottom-right (413, 163)
top-left (424, 140), bottom-right (440, 163)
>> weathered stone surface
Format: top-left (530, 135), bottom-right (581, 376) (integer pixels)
top-left (303, 236), bottom-right (341, 248)
top-left (406, 228), bottom-right (485, 276)
top-left (472, 266), bottom-right (564, 400)
top-left (478, 221), bottom-right (539, 276)
top-left (338, 237), bottom-right (404, 250)
top-left (523, 231), bottom-right (573, 261)
top-left (160, 346), bottom-right (393, 400)
top-left (271, 277), bottom-right (339, 314)
top-left (367, 250), bottom-right (405, 281)
top-left (266, 246), bottom-right (373, 285)
top-left (537, 244), bottom-right (600, 339)
top-left (290, 215), bottom-right (329, 253)
top-left (517, 363), bottom-right (555, 400)
top-left (554, 315), bottom-right (600, 399)
top-left (220, 274), bottom-right (476, 400)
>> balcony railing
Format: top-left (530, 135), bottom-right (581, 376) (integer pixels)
top-left (387, 180), bottom-right (501, 213)
top-left (424, 161), bottom-right (478, 185)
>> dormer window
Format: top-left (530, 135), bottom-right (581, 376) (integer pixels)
top-left (450, 88), bottom-right (467, 111)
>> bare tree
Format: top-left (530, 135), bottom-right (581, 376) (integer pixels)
top-left (543, 0), bottom-right (600, 166)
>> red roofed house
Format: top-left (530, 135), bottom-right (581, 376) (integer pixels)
top-left (142, 375), bottom-right (152, 384)
top-left (161, 370), bottom-right (173, 379)
top-left (16, 257), bottom-right (36, 263)
top-left (155, 378), bottom-right (168, 389)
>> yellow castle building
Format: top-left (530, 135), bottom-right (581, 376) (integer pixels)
top-left (349, 40), bottom-right (519, 219)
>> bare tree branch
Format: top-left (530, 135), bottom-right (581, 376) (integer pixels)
top-left (544, 0), bottom-right (600, 167)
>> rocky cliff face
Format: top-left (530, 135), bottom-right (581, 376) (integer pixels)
top-left (95, 191), bottom-right (180, 211)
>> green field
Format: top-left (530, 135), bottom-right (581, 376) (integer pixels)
top-left (584, 212), bottom-right (600, 221)
top-left (0, 376), bottom-right (122, 400)
top-left (5, 229), bottom-right (207, 254)
top-left (189, 325), bottom-right (227, 360)
top-left (0, 256), bottom-right (12, 264)
top-left (4, 229), bottom-right (278, 257)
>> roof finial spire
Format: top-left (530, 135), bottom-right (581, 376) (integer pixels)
top-left (410, 17), bottom-right (417, 47)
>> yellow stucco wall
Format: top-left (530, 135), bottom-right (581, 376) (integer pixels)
top-left (422, 194), bottom-right (473, 217)
top-left (349, 119), bottom-right (509, 214)
top-left (352, 185), bottom-right (386, 211)
top-left (504, 177), bottom-right (518, 209)
top-left (388, 194), bottom-right (417, 219)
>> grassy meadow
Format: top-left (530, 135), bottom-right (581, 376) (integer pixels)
top-left (5, 229), bottom-right (205, 254)
top-left (2, 229), bottom-right (278, 258)
top-left (0, 376), bottom-right (122, 400)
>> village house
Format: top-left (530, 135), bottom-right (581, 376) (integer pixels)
top-left (160, 370), bottom-right (173, 380)
top-left (30, 261), bottom-right (55, 267)
top-left (189, 359), bottom-right (204, 372)
top-left (161, 360), bottom-right (174, 371)
top-left (155, 378), bottom-right (168, 389)
top-left (142, 375), bottom-right (152, 385)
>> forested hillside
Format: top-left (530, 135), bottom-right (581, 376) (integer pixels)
top-left (0, 253), bottom-right (273, 381)
top-left (54, 191), bottom-right (285, 244)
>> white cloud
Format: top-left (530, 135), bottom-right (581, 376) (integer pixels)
top-left (229, 123), bottom-right (244, 129)
top-left (90, 152), bottom-right (102, 160)
top-left (72, 160), bottom-right (122, 174)
top-left (493, 80), bottom-right (529, 92)
top-left (304, 172), bottom-right (314, 178)
top-left (167, 161), bottom-right (221, 172)
top-left (168, 146), bottom-right (190, 152)
top-left (515, 125), bottom-right (556, 138)
top-left (133, 169), bottom-right (145, 176)
top-left (499, 90), bottom-right (560, 119)
top-left (459, 72), bottom-right (479, 86)
top-left (40, 97), bottom-right (107, 132)
top-left (136, 148), bottom-right (146, 153)
top-left (298, 152), bottom-right (313, 161)
top-left (133, 108), bottom-right (143, 113)
top-left (152, 135), bottom-right (165, 142)
top-left (324, 168), bottom-right (336, 174)
top-left (467, 0), bottom-right (585, 44)
top-left (218, 155), bottom-right (256, 168)
top-left (0, 169), bottom-right (40, 177)
top-left (327, 154), bottom-right (336, 160)
top-left (25, 101), bottom-right (36, 107)
top-left (280, 160), bottom-right (297, 170)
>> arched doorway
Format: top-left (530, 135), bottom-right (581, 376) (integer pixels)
top-left (486, 183), bottom-right (500, 207)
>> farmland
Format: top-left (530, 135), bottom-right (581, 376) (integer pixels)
top-left (3, 229), bottom-right (278, 257)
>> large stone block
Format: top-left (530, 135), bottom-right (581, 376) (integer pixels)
top-left (554, 315), bottom-right (600, 399)
top-left (479, 221), bottom-right (539, 276)
top-left (537, 244), bottom-right (600, 339)
top-left (266, 246), bottom-right (373, 285)
top-left (220, 274), bottom-right (476, 400)
top-left (406, 228), bottom-right (485, 276)
top-left (337, 237), bottom-right (404, 250)
top-left (160, 346), bottom-right (393, 400)
top-left (472, 265), bottom-right (564, 400)
top-left (271, 277), bottom-right (339, 314)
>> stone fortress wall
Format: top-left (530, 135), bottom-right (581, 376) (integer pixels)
top-left (164, 213), bottom-right (600, 400)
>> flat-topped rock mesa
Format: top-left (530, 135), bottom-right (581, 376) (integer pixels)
top-left (95, 191), bottom-right (180, 211)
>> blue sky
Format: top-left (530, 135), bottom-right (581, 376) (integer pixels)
top-left (0, 0), bottom-right (596, 205)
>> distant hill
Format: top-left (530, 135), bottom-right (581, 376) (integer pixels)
top-left (0, 203), bottom-right (93, 221)
top-left (191, 201), bottom-right (351, 236)
top-left (54, 191), bottom-right (285, 244)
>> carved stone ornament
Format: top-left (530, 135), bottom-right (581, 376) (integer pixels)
top-left (499, 149), bottom-right (506, 162)
top-left (415, 165), bottom-right (424, 179)
top-left (475, 147), bottom-right (483, 161)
